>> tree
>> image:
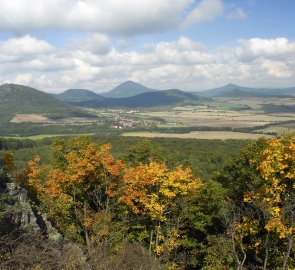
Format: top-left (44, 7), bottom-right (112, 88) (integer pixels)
top-left (243, 135), bottom-right (295, 270)
top-left (216, 135), bottom-right (295, 270)
top-left (111, 161), bottom-right (202, 260)
top-left (122, 139), bottom-right (162, 166)
top-left (26, 138), bottom-right (125, 247)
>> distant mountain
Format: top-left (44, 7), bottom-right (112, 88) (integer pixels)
top-left (197, 83), bottom-right (295, 97)
top-left (73, 89), bottom-right (210, 108)
top-left (0, 83), bottom-right (90, 122)
top-left (101, 81), bottom-right (159, 98)
top-left (255, 86), bottom-right (295, 96)
top-left (53, 89), bottom-right (103, 102)
top-left (215, 89), bottom-right (265, 98)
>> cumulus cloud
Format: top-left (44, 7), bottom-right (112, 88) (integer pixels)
top-left (0, 35), bottom-right (295, 92)
top-left (21, 56), bottom-right (75, 72)
top-left (236, 37), bottom-right (295, 61)
top-left (0, 35), bottom-right (54, 62)
top-left (261, 60), bottom-right (293, 78)
top-left (181, 0), bottom-right (223, 29)
top-left (0, 0), bottom-right (214, 35)
top-left (67, 33), bottom-right (112, 55)
top-left (14, 73), bottom-right (33, 85)
top-left (144, 37), bottom-right (214, 64)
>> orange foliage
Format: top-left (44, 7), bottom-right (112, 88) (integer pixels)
top-left (2, 152), bottom-right (16, 173)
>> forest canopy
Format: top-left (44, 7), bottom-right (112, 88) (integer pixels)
top-left (0, 135), bottom-right (294, 269)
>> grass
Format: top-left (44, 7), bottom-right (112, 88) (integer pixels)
top-left (2, 133), bottom-right (96, 140)
top-left (121, 131), bottom-right (273, 140)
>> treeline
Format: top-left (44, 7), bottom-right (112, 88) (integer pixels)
top-left (0, 135), bottom-right (293, 269)
top-left (0, 138), bottom-right (36, 150)
top-left (133, 125), bottom-right (233, 134)
top-left (130, 124), bottom-right (279, 135)
top-left (0, 122), bottom-right (121, 137)
top-left (4, 136), bottom-right (250, 179)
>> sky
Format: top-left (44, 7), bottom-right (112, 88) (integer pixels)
top-left (0, 0), bottom-right (294, 93)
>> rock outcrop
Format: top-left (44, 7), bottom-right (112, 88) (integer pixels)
top-left (4, 182), bottom-right (63, 242)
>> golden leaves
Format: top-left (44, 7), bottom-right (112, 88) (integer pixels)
top-left (25, 137), bottom-right (203, 256)
top-left (244, 135), bottom-right (295, 239)
top-left (117, 161), bottom-right (202, 221)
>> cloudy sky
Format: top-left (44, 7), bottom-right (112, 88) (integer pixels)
top-left (0, 0), bottom-right (294, 93)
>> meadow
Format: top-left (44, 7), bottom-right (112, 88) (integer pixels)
top-left (130, 96), bottom-right (295, 138)
top-left (122, 131), bottom-right (273, 140)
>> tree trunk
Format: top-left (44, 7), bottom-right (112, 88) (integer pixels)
top-left (84, 201), bottom-right (91, 252)
top-left (263, 233), bottom-right (269, 270)
top-left (149, 230), bottom-right (154, 255)
top-left (282, 235), bottom-right (294, 270)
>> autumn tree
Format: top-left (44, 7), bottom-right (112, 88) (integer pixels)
top-left (109, 160), bottom-right (202, 262)
top-left (216, 135), bottom-right (295, 270)
top-left (243, 135), bottom-right (295, 269)
top-left (26, 137), bottom-right (125, 248)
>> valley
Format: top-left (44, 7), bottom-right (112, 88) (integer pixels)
top-left (1, 3), bottom-right (295, 269)
top-left (0, 81), bottom-right (294, 138)
top-left (1, 81), bottom-right (294, 270)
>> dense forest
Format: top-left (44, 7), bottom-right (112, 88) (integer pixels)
top-left (0, 135), bottom-right (294, 269)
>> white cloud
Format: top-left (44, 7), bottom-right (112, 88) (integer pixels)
top-left (181, 0), bottom-right (223, 29)
top-left (68, 33), bottom-right (112, 55)
top-left (261, 60), bottom-right (293, 78)
top-left (145, 37), bottom-right (215, 64)
top-left (0, 0), bottom-right (212, 35)
top-left (0, 35), bottom-right (295, 92)
top-left (61, 59), bottom-right (102, 85)
top-left (227, 8), bottom-right (247, 20)
top-left (14, 73), bottom-right (33, 85)
top-left (21, 56), bottom-right (75, 72)
top-left (0, 35), bottom-right (54, 62)
top-left (236, 38), bottom-right (295, 61)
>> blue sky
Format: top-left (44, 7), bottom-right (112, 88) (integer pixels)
top-left (0, 0), bottom-right (294, 93)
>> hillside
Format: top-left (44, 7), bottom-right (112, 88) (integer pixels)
top-left (0, 83), bottom-right (90, 122)
top-left (74, 89), bottom-right (210, 108)
top-left (197, 83), bottom-right (295, 97)
top-left (53, 89), bottom-right (103, 102)
top-left (215, 89), bottom-right (265, 98)
top-left (101, 80), bottom-right (159, 98)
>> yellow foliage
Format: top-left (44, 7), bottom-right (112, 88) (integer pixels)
top-left (243, 135), bottom-right (295, 239)
top-left (115, 161), bottom-right (202, 255)
top-left (25, 137), bottom-right (202, 256)
top-left (117, 162), bottom-right (202, 221)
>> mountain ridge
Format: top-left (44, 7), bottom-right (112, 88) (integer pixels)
top-left (101, 80), bottom-right (159, 98)
top-left (0, 83), bottom-right (90, 122)
top-left (196, 83), bottom-right (295, 97)
top-left (72, 88), bottom-right (210, 108)
top-left (53, 89), bottom-right (103, 102)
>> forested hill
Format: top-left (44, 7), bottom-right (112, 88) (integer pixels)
top-left (0, 83), bottom-right (91, 122)
top-left (73, 89), bottom-right (210, 108)
top-left (101, 80), bottom-right (159, 98)
top-left (53, 88), bottom-right (103, 102)
top-left (197, 83), bottom-right (295, 97)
